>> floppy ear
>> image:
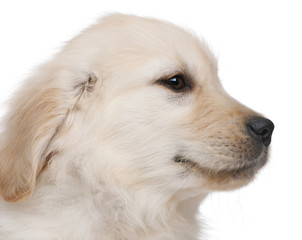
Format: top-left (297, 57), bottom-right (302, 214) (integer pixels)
top-left (0, 68), bottom-right (97, 202)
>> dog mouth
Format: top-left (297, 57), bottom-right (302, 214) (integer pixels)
top-left (173, 150), bottom-right (268, 186)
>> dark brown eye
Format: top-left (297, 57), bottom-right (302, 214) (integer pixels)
top-left (161, 75), bottom-right (186, 92)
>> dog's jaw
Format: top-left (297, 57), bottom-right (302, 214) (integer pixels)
top-left (173, 146), bottom-right (269, 191)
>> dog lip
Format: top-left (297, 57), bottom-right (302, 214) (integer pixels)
top-left (173, 153), bottom-right (267, 180)
top-left (174, 155), bottom-right (188, 163)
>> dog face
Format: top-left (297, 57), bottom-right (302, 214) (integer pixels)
top-left (0, 14), bottom-right (274, 202)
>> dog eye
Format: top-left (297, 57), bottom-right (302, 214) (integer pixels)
top-left (161, 75), bottom-right (187, 92)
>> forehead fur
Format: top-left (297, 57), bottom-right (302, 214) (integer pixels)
top-left (63, 14), bottom-right (217, 76)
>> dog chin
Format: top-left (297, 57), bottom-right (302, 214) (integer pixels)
top-left (174, 149), bottom-right (268, 191)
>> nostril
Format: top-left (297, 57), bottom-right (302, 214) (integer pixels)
top-left (247, 116), bottom-right (274, 146)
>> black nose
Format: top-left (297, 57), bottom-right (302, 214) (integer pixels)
top-left (247, 116), bottom-right (274, 146)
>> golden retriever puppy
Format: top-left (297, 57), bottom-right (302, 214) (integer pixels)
top-left (0, 14), bottom-right (274, 239)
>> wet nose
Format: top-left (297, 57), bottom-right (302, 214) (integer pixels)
top-left (247, 116), bottom-right (274, 146)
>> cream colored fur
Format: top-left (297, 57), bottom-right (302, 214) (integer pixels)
top-left (0, 14), bottom-right (269, 239)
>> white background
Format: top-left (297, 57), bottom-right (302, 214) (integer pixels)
top-left (0, 1), bottom-right (301, 239)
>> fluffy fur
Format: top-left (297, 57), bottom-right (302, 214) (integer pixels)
top-left (0, 14), bottom-right (272, 239)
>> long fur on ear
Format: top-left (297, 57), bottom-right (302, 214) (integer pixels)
top-left (0, 67), bottom-right (97, 202)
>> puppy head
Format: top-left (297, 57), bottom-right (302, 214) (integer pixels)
top-left (0, 14), bottom-right (274, 202)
